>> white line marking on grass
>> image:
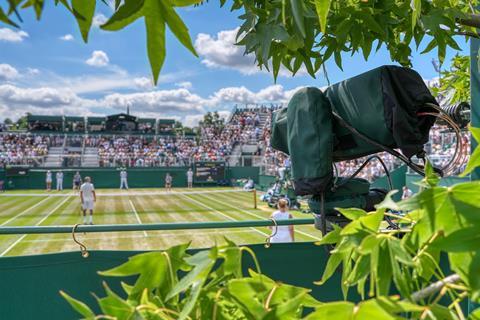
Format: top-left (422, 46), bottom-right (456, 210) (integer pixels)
top-left (0, 195), bottom-right (72, 257)
top-left (22, 229), bottom-right (252, 243)
top-left (0, 196), bottom-right (51, 226)
top-left (176, 192), bottom-right (269, 237)
top-left (0, 189), bottom-right (249, 197)
top-left (201, 193), bottom-right (322, 241)
top-left (128, 199), bottom-right (148, 237)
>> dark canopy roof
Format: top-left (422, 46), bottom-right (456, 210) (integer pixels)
top-left (27, 115), bottom-right (63, 122)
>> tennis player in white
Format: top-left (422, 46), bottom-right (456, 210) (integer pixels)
top-left (56, 171), bottom-right (64, 191)
top-left (80, 177), bottom-right (96, 225)
top-left (187, 168), bottom-right (193, 189)
top-left (269, 199), bottom-right (294, 243)
top-left (120, 169), bottom-right (128, 189)
top-left (46, 170), bottom-right (52, 191)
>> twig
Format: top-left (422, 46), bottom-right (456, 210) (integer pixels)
top-left (411, 274), bottom-right (461, 302)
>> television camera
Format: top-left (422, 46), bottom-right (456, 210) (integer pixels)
top-left (270, 65), bottom-right (469, 235)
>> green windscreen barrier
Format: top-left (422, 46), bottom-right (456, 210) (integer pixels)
top-left (0, 242), bottom-right (466, 319)
top-left (3, 167), bottom-right (260, 189)
top-left (0, 243), bottom-right (347, 320)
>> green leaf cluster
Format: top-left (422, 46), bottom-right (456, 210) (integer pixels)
top-left (231, 0), bottom-right (476, 80)
top-left (432, 54), bottom-right (471, 106)
top-left (62, 240), bottom-right (319, 319)
top-left (1, 0), bottom-right (477, 82)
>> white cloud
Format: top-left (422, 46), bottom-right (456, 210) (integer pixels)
top-left (0, 28), bottom-right (28, 42)
top-left (134, 77), bottom-right (153, 90)
top-left (93, 14), bottom-right (108, 27)
top-left (175, 81), bottom-right (193, 89)
top-left (60, 34), bottom-right (74, 41)
top-left (86, 50), bottom-right (110, 67)
top-left (195, 28), bottom-right (259, 75)
top-left (209, 84), bottom-right (298, 106)
top-left (27, 68), bottom-right (40, 76)
top-left (195, 28), bottom-right (309, 77)
top-left (102, 89), bottom-right (206, 115)
top-left (0, 84), bottom-right (96, 120)
top-left (0, 64), bottom-right (19, 81)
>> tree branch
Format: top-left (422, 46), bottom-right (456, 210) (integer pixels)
top-left (454, 31), bottom-right (480, 38)
top-left (411, 274), bottom-right (462, 302)
top-left (458, 14), bottom-right (480, 29)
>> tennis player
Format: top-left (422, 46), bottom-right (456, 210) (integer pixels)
top-left (45, 170), bottom-right (52, 191)
top-left (56, 171), bottom-right (63, 191)
top-left (80, 177), bottom-right (96, 225)
top-left (269, 199), bottom-right (294, 243)
top-left (165, 173), bottom-right (172, 192)
top-left (187, 168), bottom-right (193, 189)
top-left (120, 169), bottom-right (128, 189)
top-left (73, 171), bottom-right (82, 191)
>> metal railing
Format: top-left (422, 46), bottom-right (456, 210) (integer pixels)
top-left (0, 218), bottom-right (315, 235)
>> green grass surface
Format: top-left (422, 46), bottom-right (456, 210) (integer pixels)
top-left (0, 187), bottom-right (321, 256)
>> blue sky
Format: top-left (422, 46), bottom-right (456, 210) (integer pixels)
top-left (0, 1), bottom-right (470, 126)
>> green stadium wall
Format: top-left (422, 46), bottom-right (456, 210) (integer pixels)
top-left (2, 167), bottom-right (260, 190)
top-left (0, 242), bottom-right (466, 320)
top-left (0, 243), bottom-right (357, 319)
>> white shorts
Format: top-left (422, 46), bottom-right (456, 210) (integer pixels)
top-left (82, 200), bottom-right (94, 211)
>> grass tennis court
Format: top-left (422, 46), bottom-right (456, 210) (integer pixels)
top-left (0, 187), bottom-right (321, 257)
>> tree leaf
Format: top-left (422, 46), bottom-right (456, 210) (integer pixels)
top-left (96, 282), bottom-right (135, 319)
top-left (460, 126), bottom-right (480, 177)
top-left (0, 5), bottom-right (19, 27)
top-left (304, 301), bottom-right (354, 319)
top-left (59, 291), bottom-right (95, 319)
top-left (144, 0), bottom-right (166, 85)
top-left (313, 0), bottom-right (330, 33)
top-left (72, 0), bottom-right (96, 42)
top-left (433, 227), bottom-right (480, 252)
top-left (289, 0), bottom-right (305, 38)
top-left (411, 0), bottom-right (421, 31)
top-left (159, 0), bottom-right (197, 56)
top-left (101, 0), bottom-right (145, 31)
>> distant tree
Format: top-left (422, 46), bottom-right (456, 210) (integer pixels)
top-left (16, 113), bottom-right (30, 130)
top-left (3, 118), bottom-right (12, 125)
top-left (202, 112), bottom-right (214, 127)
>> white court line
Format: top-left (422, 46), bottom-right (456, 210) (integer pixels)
top-left (21, 229), bottom-right (251, 243)
top-left (0, 195), bottom-right (72, 257)
top-left (201, 193), bottom-right (322, 241)
top-left (176, 192), bottom-right (269, 237)
top-left (128, 199), bottom-right (148, 237)
top-left (1, 196), bottom-right (52, 226)
top-left (0, 189), bottom-right (249, 197)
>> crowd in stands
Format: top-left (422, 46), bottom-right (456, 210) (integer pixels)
top-left (0, 134), bottom-right (63, 166)
top-left (0, 106), bottom-right (473, 178)
top-left (95, 136), bottom-right (196, 167)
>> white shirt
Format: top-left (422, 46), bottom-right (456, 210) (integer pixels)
top-left (120, 171), bottom-right (127, 179)
top-left (270, 210), bottom-right (293, 243)
top-left (46, 172), bottom-right (52, 181)
top-left (402, 188), bottom-right (413, 200)
top-left (56, 172), bottom-right (63, 180)
top-left (187, 170), bottom-right (193, 181)
top-left (80, 182), bottom-right (95, 201)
